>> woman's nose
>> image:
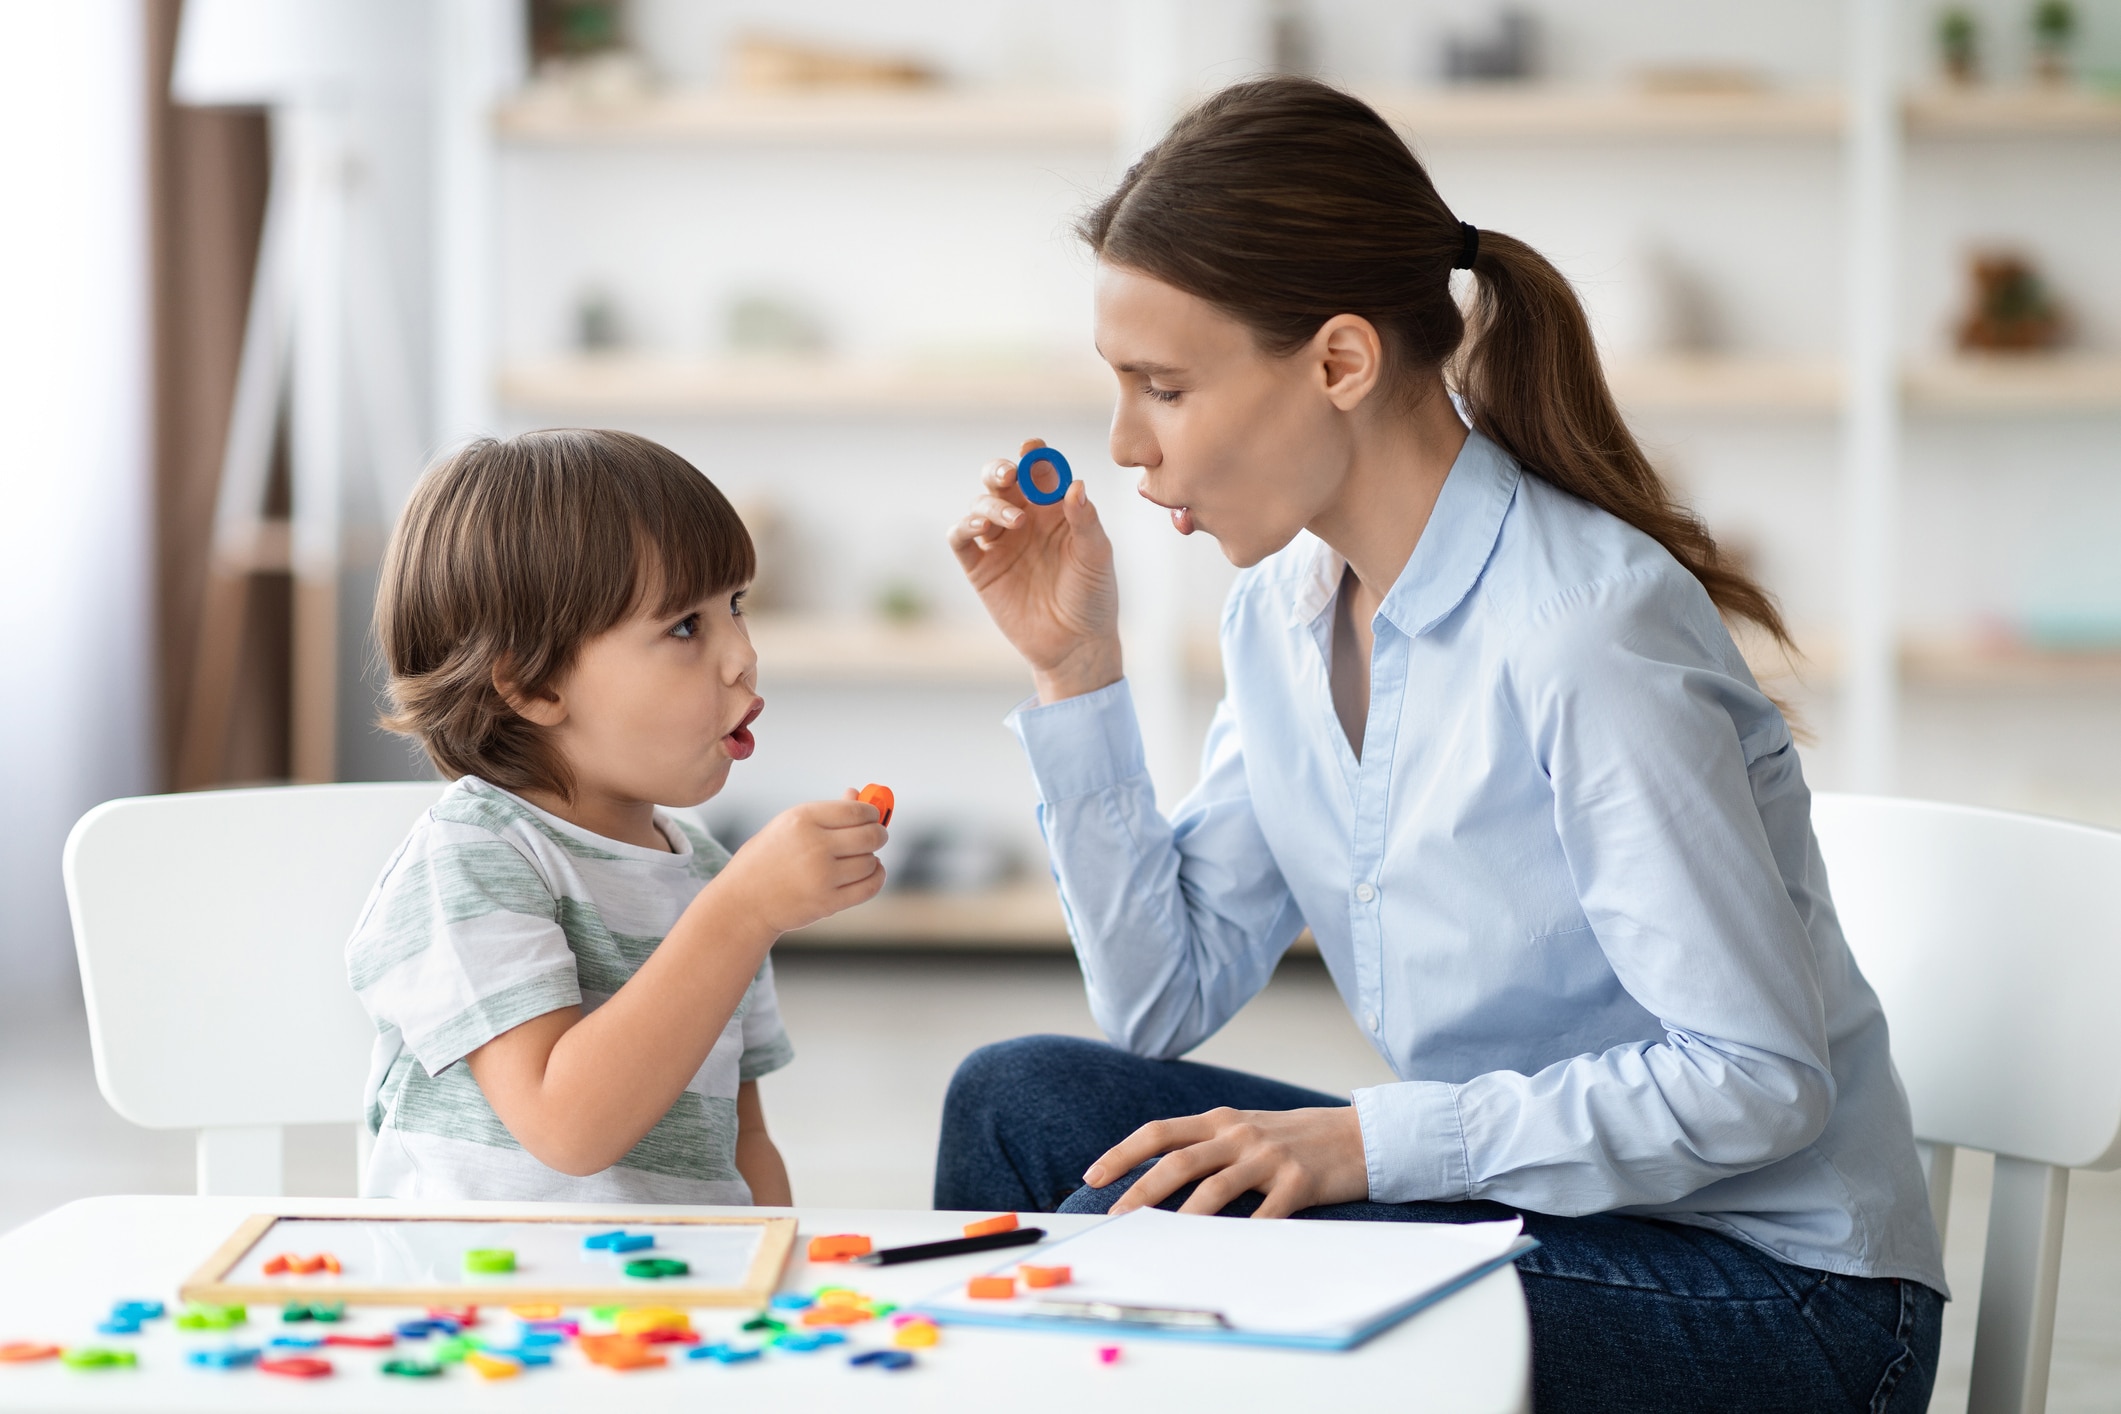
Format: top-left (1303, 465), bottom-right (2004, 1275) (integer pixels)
top-left (1109, 404), bottom-right (1157, 472)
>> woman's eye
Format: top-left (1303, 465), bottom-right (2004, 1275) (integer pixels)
top-left (670, 613), bottom-right (700, 639)
top-left (1147, 385), bottom-right (1182, 404)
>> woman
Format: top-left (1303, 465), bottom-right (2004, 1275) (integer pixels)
top-left (936, 78), bottom-right (1944, 1412)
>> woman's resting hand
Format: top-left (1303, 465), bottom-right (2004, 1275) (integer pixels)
top-left (948, 440), bottom-right (1124, 703)
top-left (1085, 1105), bottom-right (1370, 1218)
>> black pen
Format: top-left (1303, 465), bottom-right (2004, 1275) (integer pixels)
top-left (849, 1227), bottom-right (1048, 1267)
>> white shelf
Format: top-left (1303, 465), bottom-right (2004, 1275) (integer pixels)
top-left (500, 353), bottom-right (2121, 418)
top-left (1747, 633), bottom-right (2121, 691)
top-left (1906, 355), bottom-right (2121, 412)
top-left (747, 615), bottom-right (1029, 688)
top-left (495, 86), bottom-right (1119, 147)
top-left (1370, 86), bottom-right (1844, 140)
top-left (490, 84), bottom-right (2121, 150)
top-left (1608, 355), bottom-right (1843, 412)
top-left (1905, 87), bottom-right (2121, 136)
top-left (499, 355), bottom-right (1111, 418)
top-left (783, 880), bottom-right (1068, 949)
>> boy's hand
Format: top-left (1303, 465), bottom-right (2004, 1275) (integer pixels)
top-left (717, 793), bottom-right (888, 934)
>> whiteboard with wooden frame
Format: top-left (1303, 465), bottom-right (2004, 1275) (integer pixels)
top-left (181, 1213), bottom-right (798, 1308)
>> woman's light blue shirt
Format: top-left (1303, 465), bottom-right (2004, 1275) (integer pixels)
top-left (1007, 430), bottom-right (1946, 1289)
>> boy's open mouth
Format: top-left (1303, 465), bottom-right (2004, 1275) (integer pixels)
top-left (724, 699), bottom-right (763, 761)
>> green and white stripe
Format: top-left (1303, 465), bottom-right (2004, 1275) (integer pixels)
top-left (347, 777), bottom-right (791, 1204)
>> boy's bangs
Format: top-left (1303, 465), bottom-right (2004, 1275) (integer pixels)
top-left (630, 482), bottom-right (756, 621)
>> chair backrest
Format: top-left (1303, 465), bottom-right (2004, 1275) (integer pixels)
top-left (1812, 792), bottom-right (2121, 1172)
top-left (63, 782), bottom-right (444, 1132)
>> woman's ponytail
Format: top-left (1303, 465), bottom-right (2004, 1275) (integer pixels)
top-left (1082, 76), bottom-right (1792, 654)
top-left (1457, 233), bottom-right (1792, 650)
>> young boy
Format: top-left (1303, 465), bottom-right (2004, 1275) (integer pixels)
top-left (347, 428), bottom-right (887, 1202)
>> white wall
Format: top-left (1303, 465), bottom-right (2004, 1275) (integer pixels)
top-left (0, 1), bottom-right (152, 1015)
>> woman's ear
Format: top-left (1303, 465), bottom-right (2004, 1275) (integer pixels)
top-left (1313, 313), bottom-right (1385, 411)
top-left (493, 660), bottom-right (568, 728)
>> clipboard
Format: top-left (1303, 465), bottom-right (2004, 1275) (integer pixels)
top-left (911, 1207), bottom-right (1538, 1351)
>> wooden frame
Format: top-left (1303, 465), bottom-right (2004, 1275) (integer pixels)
top-left (180, 1213), bottom-right (798, 1309)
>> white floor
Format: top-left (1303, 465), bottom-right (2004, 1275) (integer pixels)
top-left (5, 951), bottom-right (2116, 1410)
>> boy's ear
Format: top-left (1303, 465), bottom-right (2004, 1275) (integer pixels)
top-left (492, 661), bottom-right (568, 728)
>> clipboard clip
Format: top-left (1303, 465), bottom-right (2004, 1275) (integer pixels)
top-left (1026, 1299), bottom-right (1231, 1330)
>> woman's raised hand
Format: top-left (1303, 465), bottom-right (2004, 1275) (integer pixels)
top-left (949, 440), bottom-right (1124, 703)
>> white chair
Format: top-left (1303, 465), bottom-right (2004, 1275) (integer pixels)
top-left (1812, 793), bottom-right (2121, 1414)
top-left (63, 781), bottom-right (445, 1196)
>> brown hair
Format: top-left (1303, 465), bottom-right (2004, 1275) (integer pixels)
top-left (1080, 76), bottom-right (1790, 652)
top-left (376, 428), bottom-right (755, 799)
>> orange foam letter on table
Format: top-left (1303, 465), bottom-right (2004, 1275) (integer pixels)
top-left (1020, 1264), bottom-right (1071, 1289)
top-left (807, 1234), bottom-right (873, 1262)
top-left (579, 1334), bottom-right (665, 1370)
top-left (317, 1254), bottom-right (341, 1274)
top-left (857, 783), bottom-right (894, 827)
top-left (967, 1276), bottom-right (1017, 1300)
top-left (261, 1254), bottom-right (291, 1276)
top-left (962, 1213), bottom-right (1019, 1238)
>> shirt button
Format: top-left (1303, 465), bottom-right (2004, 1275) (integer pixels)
top-left (1366, 1011), bottom-right (1381, 1033)
top-left (1355, 882), bottom-right (1376, 903)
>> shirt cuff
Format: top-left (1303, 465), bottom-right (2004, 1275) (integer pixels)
top-left (1005, 678), bottom-right (1146, 804)
top-left (1352, 1079), bottom-right (1472, 1204)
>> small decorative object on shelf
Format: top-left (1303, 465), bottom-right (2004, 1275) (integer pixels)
top-left (730, 33), bottom-right (941, 91)
top-left (725, 292), bottom-right (828, 359)
top-left (1268, 0), bottom-right (1317, 78)
top-left (875, 578), bottom-right (930, 626)
top-left (1956, 251), bottom-right (2068, 352)
top-left (2031, 0), bottom-right (2077, 85)
top-left (529, 0), bottom-right (623, 63)
top-left (575, 287), bottom-right (623, 352)
top-left (1441, 9), bottom-right (1538, 83)
top-left (1937, 7), bottom-right (1980, 85)
top-left (527, 0), bottom-right (653, 107)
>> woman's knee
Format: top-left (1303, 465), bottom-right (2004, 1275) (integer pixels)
top-left (942, 1034), bottom-right (1119, 1122)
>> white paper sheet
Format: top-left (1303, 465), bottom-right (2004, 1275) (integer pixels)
top-left (918, 1208), bottom-right (1529, 1343)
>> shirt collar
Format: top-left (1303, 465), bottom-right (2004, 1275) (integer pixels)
top-left (1285, 429), bottom-right (1522, 638)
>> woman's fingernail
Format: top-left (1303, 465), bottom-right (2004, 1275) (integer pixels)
top-left (1002, 509), bottom-right (1021, 524)
top-left (1083, 1167), bottom-right (1102, 1186)
top-left (969, 517), bottom-right (985, 530)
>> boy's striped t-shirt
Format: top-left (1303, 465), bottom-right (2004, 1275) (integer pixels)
top-left (346, 776), bottom-right (792, 1203)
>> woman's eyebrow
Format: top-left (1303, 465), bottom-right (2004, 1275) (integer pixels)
top-left (1109, 357), bottom-right (1186, 376)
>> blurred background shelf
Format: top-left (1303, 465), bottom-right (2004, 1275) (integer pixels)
top-left (1608, 355), bottom-right (1843, 411)
top-left (496, 86), bottom-right (1119, 146)
top-left (494, 85), bottom-right (2121, 149)
top-left (1369, 85), bottom-right (1844, 140)
top-left (784, 879), bottom-right (1068, 950)
top-left (1748, 634), bottom-right (2121, 691)
top-left (1904, 354), bottom-right (2121, 412)
top-left (487, 84), bottom-right (2121, 149)
top-left (748, 615), bottom-right (1029, 688)
top-left (501, 353), bottom-right (2121, 418)
top-left (499, 355), bottom-right (1112, 417)
top-left (1905, 86), bottom-right (2121, 136)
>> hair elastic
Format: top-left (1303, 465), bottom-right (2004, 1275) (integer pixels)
top-left (1455, 222), bottom-right (1480, 270)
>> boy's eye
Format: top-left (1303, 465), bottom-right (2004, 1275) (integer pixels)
top-left (729, 590), bottom-right (747, 618)
top-left (670, 613), bottom-right (700, 639)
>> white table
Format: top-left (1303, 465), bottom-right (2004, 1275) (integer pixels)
top-left (0, 1197), bottom-right (1529, 1413)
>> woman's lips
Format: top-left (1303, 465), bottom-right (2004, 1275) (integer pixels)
top-left (724, 698), bottom-right (763, 761)
top-left (1137, 483), bottom-right (1196, 536)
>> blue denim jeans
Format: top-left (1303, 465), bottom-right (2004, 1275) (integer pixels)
top-left (935, 1035), bottom-right (1943, 1414)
